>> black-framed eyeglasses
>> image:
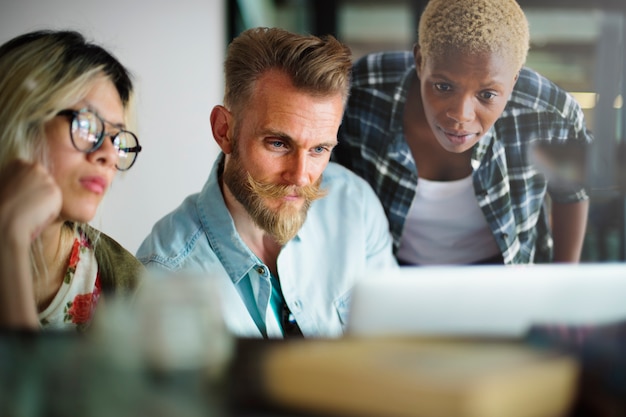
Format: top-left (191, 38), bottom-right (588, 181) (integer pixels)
top-left (57, 108), bottom-right (142, 171)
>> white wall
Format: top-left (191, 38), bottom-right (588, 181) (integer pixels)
top-left (0, 0), bottom-right (224, 253)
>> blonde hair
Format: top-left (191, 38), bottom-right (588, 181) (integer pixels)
top-left (0, 30), bottom-right (134, 173)
top-left (223, 27), bottom-right (352, 115)
top-left (418, 0), bottom-right (529, 71)
top-left (0, 30), bottom-right (134, 287)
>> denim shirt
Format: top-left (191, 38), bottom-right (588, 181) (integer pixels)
top-left (136, 156), bottom-right (397, 338)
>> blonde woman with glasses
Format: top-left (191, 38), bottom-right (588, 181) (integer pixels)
top-left (0, 30), bottom-right (143, 331)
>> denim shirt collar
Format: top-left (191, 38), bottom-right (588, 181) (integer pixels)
top-left (195, 154), bottom-right (304, 286)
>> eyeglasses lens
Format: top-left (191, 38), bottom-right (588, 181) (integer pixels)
top-left (114, 132), bottom-right (139, 170)
top-left (69, 110), bottom-right (140, 171)
top-left (71, 112), bottom-right (103, 152)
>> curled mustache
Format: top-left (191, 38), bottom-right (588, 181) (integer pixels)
top-left (246, 173), bottom-right (328, 201)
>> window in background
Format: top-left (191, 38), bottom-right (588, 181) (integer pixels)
top-left (337, 1), bottom-right (413, 60)
top-left (522, 7), bottom-right (625, 261)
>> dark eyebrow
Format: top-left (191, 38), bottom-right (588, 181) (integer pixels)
top-left (262, 129), bottom-right (292, 142)
top-left (109, 121), bottom-right (126, 130)
top-left (317, 140), bottom-right (339, 149)
top-left (429, 72), bottom-right (452, 82)
top-left (430, 72), bottom-right (507, 90)
top-left (262, 129), bottom-right (338, 149)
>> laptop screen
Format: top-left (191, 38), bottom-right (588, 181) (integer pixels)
top-left (347, 263), bottom-right (626, 337)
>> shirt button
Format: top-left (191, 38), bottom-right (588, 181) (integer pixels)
top-left (256, 266), bottom-right (265, 275)
top-left (293, 300), bottom-right (302, 310)
top-left (501, 233), bottom-right (509, 240)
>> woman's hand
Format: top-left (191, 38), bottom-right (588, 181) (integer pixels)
top-left (0, 159), bottom-right (63, 244)
top-left (0, 159), bottom-right (62, 329)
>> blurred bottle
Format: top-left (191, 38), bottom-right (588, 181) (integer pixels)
top-left (89, 270), bottom-right (234, 417)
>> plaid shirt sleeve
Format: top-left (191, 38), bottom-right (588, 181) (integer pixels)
top-left (476, 67), bottom-right (593, 263)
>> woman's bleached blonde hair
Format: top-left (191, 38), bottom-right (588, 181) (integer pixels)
top-left (223, 27), bottom-right (352, 116)
top-left (0, 30), bottom-right (134, 174)
top-left (418, 0), bottom-right (530, 71)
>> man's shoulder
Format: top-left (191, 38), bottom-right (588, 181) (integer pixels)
top-left (136, 192), bottom-right (206, 266)
top-left (308, 163), bottom-right (394, 264)
top-left (323, 161), bottom-right (367, 183)
top-left (321, 162), bottom-right (379, 202)
top-left (147, 192), bottom-right (202, 233)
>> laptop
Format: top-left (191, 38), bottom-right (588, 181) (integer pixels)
top-left (347, 263), bottom-right (626, 337)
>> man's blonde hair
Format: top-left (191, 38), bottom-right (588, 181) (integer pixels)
top-left (418, 0), bottom-right (529, 71)
top-left (223, 27), bottom-right (352, 115)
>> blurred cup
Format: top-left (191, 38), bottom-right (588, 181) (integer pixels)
top-left (133, 271), bottom-right (234, 378)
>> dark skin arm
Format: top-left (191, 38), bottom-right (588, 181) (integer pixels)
top-left (551, 199), bottom-right (589, 263)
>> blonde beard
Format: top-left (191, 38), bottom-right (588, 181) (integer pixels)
top-left (222, 152), bottom-right (327, 245)
top-left (245, 194), bottom-right (308, 245)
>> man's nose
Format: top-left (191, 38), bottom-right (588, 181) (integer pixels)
top-left (283, 152), bottom-right (309, 186)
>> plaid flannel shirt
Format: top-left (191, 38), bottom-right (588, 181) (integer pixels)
top-left (333, 51), bottom-right (592, 264)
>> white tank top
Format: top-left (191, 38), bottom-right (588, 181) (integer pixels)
top-left (396, 175), bottom-right (501, 265)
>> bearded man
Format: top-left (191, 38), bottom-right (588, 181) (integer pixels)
top-left (136, 27), bottom-right (397, 338)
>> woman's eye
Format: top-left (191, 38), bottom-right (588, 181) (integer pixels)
top-left (434, 82), bottom-right (451, 92)
top-left (481, 91), bottom-right (497, 100)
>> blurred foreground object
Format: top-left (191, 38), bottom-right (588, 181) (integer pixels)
top-left (119, 271), bottom-right (234, 376)
top-left (528, 320), bottom-right (626, 416)
top-left (0, 272), bottom-right (234, 417)
top-left (231, 337), bottom-right (579, 417)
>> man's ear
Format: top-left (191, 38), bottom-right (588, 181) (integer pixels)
top-left (413, 44), bottom-right (423, 78)
top-left (210, 105), bottom-right (234, 154)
